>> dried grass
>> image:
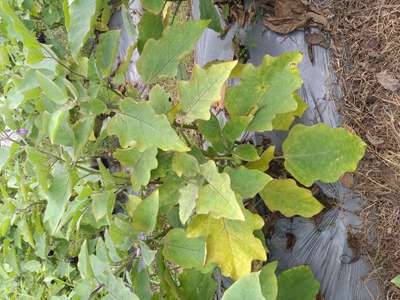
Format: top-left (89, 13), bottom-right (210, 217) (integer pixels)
top-left (314, 0), bottom-right (400, 298)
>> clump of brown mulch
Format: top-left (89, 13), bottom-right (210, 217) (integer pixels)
top-left (315, 0), bottom-right (400, 298)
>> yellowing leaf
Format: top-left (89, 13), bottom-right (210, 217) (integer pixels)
top-left (137, 20), bottom-right (208, 83)
top-left (247, 146), bottom-right (275, 172)
top-left (197, 161), bottom-right (245, 221)
top-left (225, 52), bottom-right (303, 132)
top-left (187, 210), bottom-right (266, 280)
top-left (114, 147), bottom-right (158, 190)
top-left (163, 228), bottom-right (206, 269)
top-left (178, 61), bottom-right (237, 123)
top-left (283, 124), bottom-right (366, 186)
top-left (225, 166), bottom-right (272, 199)
top-left (259, 179), bottom-right (323, 218)
top-left (108, 99), bottom-right (189, 152)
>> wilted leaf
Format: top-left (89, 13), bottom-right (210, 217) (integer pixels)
top-left (197, 161), bottom-right (245, 220)
top-left (259, 179), bottom-right (323, 218)
top-left (283, 124), bottom-right (366, 186)
top-left (187, 210), bottom-right (266, 280)
top-left (108, 99), bottom-right (189, 151)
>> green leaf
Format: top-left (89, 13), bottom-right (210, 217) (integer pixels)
top-left (66, 0), bottom-right (99, 59)
top-left (225, 166), bottom-right (272, 199)
top-left (272, 93), bottom-right (308, 130)
top-left (198, 115), bottom-right (227, 153)
top-left (141, 0), bottom-right (164, 14)
top-left (139, 241), bottom-right (156, 266)
top-left (91, 190), bottom-right (115, 221)
top-left (36, 71), bottom-right (68, 104)
top-left (283, 123), bottom-right (366, 186)
top-left (108, 99), bottom-right (189, 151)
top-left (138, 11), bottom-right (163, 53)
top-left (17, 219), bottom-right (34, 248)
top-left (137, 20), bottom-right (208, 83)
top-left (131, 190), bottom-right (159, 233)
top-left (44, 168), bottom-right (72, 235)
top-left (73, 117), bottom-right (94, 158)
top-left (149, 84), bottom-right (171, 115)
top-left (225, 52), bottom-right (303, 131)
top-left (233, 144), bottom-right (261, 162)
top-left (0, 147), bottom-right (11, 171)
top-left (260, 179), bottom-right (324, 218)
top-left (159, 174), bottom-right (185, 213)
top-left (95, 30), bottom-right (121, 78)
top-left (199, 0), bottom-right (222, 32)
top-left (163, 228), bottom-right (206, 269)
top-left (391, 275), bottom-right (400, 288)
top-left (187, 210), bottom-right (266, 280)
top-left (198, 161), bottom-right (245, 220)
top-left (78, 240), bottom-right (93, 280)
top-left (277, 265), bottom-right (320, 300)
top-left (178, 183), bottom-right (198, 224)
top-left (179, 269), bottom-right (217, 300)
top-left (222, 272), bottom-right (265, 300)
top-left (114, 147), bottom-right (158, 190)
top-left (49, 109), bottom-right (74, 147)
top-left (259, 261), bottom-right (278, 300)
top-left (223, 116), bottom-right (252, 142)
top-left (172, 152), bottom-right (200, 178)
top-left (247, 146), bottom-right (275, 172)
top-left (132, 261), bottom-right (153, 300)
top-left (178, 61), bottom-right (237, 123)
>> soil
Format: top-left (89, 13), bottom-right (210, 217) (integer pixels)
top-left (313, 0), bottom-right (400, 298)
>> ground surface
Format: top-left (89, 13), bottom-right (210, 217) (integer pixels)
top-left (315, 1), bottom-right (400, 298)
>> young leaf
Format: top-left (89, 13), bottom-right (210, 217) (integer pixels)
top-left (141, 0), bottom-right (164, 14)
top-left (95, 30), bottom-right (121, 78)
top-left (179, 269), bottom-right (217, 300)
top-left (232, 144), bottom-right (261, 162)
top-left (391, 275), bottom-right (400, 288)
top-left (49, 109), bottom-right (74, 146)
top-left (225, 52), bottom-right (303, 131)
top-left (222, 272), bottom-right (265, 300)
top-left (198, 161), bottom-right (245, 220)
top-left (66, 0), bottom-right (99, 59)
top-left (137, 20), bottom-right (208, 83)
top-left (277, 265), bottom-right (320, 300)
top-left (36, 71), bottom-right (68, 104)
top-left (259, 179), bottom-right (324, 218)
top-left (172, 152), bottom-right (200, 178)
top-left (138, 11), bottom-right (163, 53)
top-left (197, 115), bottom-right (227, 153)
top-left (114, 147), bottom-right (158, 190)
top-left (163, 228), bottom-right (206, 269)
top-left (225, 166), bottom-right (272, 199)
top-left (283, 123), bottom-right (366, 186)
top-left (108, 99), bottom-right (189, 151)
top-left (44, 168), bottom-right (72, 235)
top-left (178, 183), bottom-right (198, 224)
top-left (272, 93), bottom-right (308, 131)
top-left (178, 61), bottom-right (237, 123)
top-left (247, 146), bottom-right (275, 172)
top-left (149, 84), bottom-right (171, 115)
top-left (78, 240), bottom-right (93, 280)
top-left (199, 0), bottom-right (222, 32)
top-left (131, 191), bottom-right (159, 233)
top-left (187, 210), bottom-right (266, 280)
